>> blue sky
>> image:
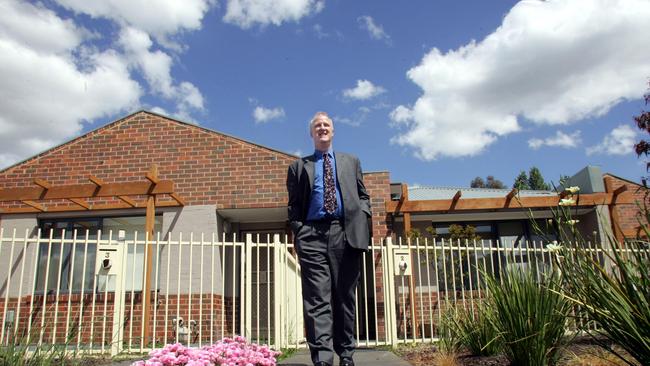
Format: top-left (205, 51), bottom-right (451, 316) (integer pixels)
top-left (1, 0), bottom-right (649, 188)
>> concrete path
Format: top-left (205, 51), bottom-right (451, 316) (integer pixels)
top-left (111, 348), bottom-right (412, 366)
top-left (278, 348), bottom-right (412, 366)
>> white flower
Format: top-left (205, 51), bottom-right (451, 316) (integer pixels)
top-left (547, 219), bottom-right (554, 225)
top-left (567, 219), bottom-right (580, 225)
top-left (546, 243), bottom-right (563, 252)
top-left (565, 186), bottom-right (580, 194)
top-left (559, 198), bottom-right (576, 206)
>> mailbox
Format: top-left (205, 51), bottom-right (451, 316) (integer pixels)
top-left (95, 239), bottom-right (124, 291)
top-left (393, 248), bottom-right (412, 276)
top-left (94, 236), bottom-right (127, 356)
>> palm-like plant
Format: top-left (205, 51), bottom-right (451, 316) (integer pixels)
top-left (484, 267), bottom-right (571, 366)
top-left (554, 236), bottom-right (650, 365)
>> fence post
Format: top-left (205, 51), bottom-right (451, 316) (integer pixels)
top-left (243, 234), bottom-right (252, 339)
top-left (385, 237), bottom-right (397, 346)
top-left (272, 235), bottom-right (282, 349)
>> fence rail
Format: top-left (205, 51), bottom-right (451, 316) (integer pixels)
top-left (0, 229), bottom-right (644, 355)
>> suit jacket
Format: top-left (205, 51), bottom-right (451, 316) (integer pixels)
top-left (286, 151), bottom-right (372, 250)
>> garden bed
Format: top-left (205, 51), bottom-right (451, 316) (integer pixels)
top-left (395, 337), bottom-right (635, 366)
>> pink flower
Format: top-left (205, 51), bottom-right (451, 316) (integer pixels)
top-left (131, 335), bottom-right (280, 366)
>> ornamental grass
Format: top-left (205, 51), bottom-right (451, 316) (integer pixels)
top-left (441, 301), bottom-right (501, 357)
top-left (484, 267), bottom-right (571, 366)
top-left (553, 237), bottom-right (650, 365)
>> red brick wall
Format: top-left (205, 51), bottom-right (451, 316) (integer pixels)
top-left (1, 292), bottom-right (236, 346)
top-left (363, 171), bottom-right (392, 239)
top-left (0, 111), bottom-right (391, 238)
top-left (604, 174), bottom-right (650, 238)
top-left (0, 112), bottom-right (295, 210)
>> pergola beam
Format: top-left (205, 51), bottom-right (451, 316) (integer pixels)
top-left (450, 190), bottom-right (462, 210)
top-left (22, 200), bottom-right (46, 211)
top-left (33, 179), bottom-right (51, 190)
top-left (386, 192), bottom-right (633, 213)
top-left (401, 184), bottom-right (411, 234)
top-left (0, 200), bottom-right (181, 214)
top-left (88, 175), bottom-right (105, 187)
top-left (146, 165), bottom-right (159, 185)
top-left (170, 192), bottom-right (186, 206)
top-left (143, 165), bottom-right (158, 345)
top-left (0, 181), bottom-right (174, 202)
top-left (118, 195), bottom-right (138, 207)
top-left (604, 177), bottom-right (625, 244)
top-left (69, 198), bottom-right (91, 210)
top-left (505, 188), bottom-right (518, 207)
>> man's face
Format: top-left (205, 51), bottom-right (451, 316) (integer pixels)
top-left (310, 115), bottom-right (334, 149)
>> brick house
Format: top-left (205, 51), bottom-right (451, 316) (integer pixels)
top-left (0, 111), bottom-right (392, 346)
top-left (0, 110), bottom-right (646, 347)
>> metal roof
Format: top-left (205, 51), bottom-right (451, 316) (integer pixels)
top-left (408, 186), bottom-right (557, 200)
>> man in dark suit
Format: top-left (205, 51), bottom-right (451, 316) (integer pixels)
top-left (286, 111), bottom-right (371, 366)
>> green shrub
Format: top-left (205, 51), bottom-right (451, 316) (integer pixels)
top-left (442, 302), bottom-right (501, 356)
top-left (485, 267), bottom-right (571, 366)
top-left (437, 306), bottom-right (462, 356)
top-left (554, 238), bottom-right (650, 365)
top-left (0, 341), bottom-right (71, 366)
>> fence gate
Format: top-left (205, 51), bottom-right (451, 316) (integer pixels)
top-left (242, 234), bottom-right (304, 349)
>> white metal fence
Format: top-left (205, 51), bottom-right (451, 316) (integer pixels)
top-left (0, 229), bottom-right (642, 355)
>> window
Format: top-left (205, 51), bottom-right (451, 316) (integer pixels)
top-left (36, 216), bottom-right (162, 293)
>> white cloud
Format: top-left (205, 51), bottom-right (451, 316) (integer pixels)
top-left (586, 125), bottom-right (637, 156)
top-left (54, 0), bottom-right (214, 45)
top-left (0, 1), bottom-right (88, 54)
top-left (223, 0), bottom-right (324, 29)
top-left (119, 27), bottom-right (174, 97)
top-left (390, 0), bottom-right (650, 160)
top-left (528, 130), bottom-right (581, 150)
top-left (253, 106), bottom-right (285, 123)
top-left (343, 79), bottom-right (386, 100)
top-left (334, 106), bottom-right (376, 127)
top-left (0, 0), bottom-right (209, 168)
top-left (313, 24), bottom-right (328, 39)
top-left (0, 1), bottom-right (141, 168)
top-left (389, 105), bottom-right (413, 126)
top-left (357, 15), bottom-right (390, 44)
top-left (118, 27), bottom-right (205, 115)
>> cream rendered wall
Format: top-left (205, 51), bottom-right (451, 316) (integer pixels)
top-left (0, 216), bottom-right (38, 297)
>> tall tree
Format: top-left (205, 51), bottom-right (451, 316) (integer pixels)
top-left (513, 171), bottom-right (530, 190)
top-left (470, 176), bottom-right (485, 188)
top-left (471, 175), bottom-right (505, 188)
top-left (528, 167), bottom-right (550, 190)
top-left (486, 175), bottom-right (506, 189)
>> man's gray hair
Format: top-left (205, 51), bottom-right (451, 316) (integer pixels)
top-left (308, 111), bottom-right (333, 130)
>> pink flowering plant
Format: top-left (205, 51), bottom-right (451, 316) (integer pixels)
top-left (132, 336), bottom-right (281, 366)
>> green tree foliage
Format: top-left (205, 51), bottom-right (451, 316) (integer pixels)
top-left (470, 176), bottom-right (485, 188)
top-left (558, 174), bottom-right (570, 187)
top-left (528, 167), bottom-right (550, 190)
top-left (513, 171), bottom-right (530, 190)
top-left (471, 175), bottom-right (505, 189)
top-left (448, 224), bottom-right (482, 242)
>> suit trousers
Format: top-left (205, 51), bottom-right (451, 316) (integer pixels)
top-left (295, 220), bottom-right (361, 366)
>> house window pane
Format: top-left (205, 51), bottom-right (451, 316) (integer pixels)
top-left (36, 219), bottom-right (99, 293)
top-left (36, 216), bottom-right (161, 293)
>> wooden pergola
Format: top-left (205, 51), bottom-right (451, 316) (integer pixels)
top-left (0, 165), bottom-right (185, 342)
top-left (386, 177), bottom-right (635, 243)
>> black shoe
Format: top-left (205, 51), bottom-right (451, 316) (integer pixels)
top-left (340, 358), bottom-right (355, 366)
top-left (314, 362), bottom-right (331, 366)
